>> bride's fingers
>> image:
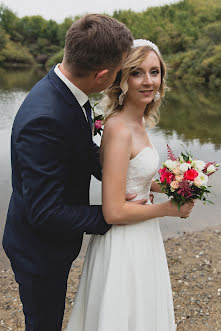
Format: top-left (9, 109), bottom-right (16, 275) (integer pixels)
top-left (131, 198), bottom-right (148, 205)
top-left (125, 193), bottom-right (137, 201)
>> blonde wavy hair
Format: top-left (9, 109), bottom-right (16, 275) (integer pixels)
top-left (102, 45), bottom-right (167, 128)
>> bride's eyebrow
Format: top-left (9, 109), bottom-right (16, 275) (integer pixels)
top-left (151, 66), bottom-right (160, 70)
top-left (133, 66), bottom-right (160, 72)
top-left (133, 67), bottom-right (144, 72)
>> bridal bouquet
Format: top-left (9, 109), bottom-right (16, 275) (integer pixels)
top-left (157, 145), bottom-right (219, 209)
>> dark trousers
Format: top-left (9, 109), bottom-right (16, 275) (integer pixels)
top-left (12, 264), bottom-right (72, 331)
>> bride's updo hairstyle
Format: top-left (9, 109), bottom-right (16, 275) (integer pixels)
top-left (103, 40), bottom-right (167, 128)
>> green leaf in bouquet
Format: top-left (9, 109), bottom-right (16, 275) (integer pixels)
top-left (181, 152), bottom-right (189, 162)
top-left (93, 101), bottom-right (99, 107)
top-left (96, 115), bottom-right (103, 120)
top-left (205, 200), bottom-right (215, 205)
top-left (180, 144), bottom-right (193, 159)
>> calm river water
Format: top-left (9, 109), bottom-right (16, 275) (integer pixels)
top-left (0, 67), bottom-right (221, 269)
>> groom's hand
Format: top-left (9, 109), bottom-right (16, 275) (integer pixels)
top-left (125, 193), bottom-right (147, 205)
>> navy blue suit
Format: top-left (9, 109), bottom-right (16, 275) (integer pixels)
top-left (3, 67), bottom-right (111, 330)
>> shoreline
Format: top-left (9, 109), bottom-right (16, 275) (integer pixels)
top-left (1, 216), bottom-right (220, 270)
top-left (0, 225), bottom-right (220, 330)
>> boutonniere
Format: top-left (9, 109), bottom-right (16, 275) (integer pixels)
top-left (91, 102), bottom-right (104, 136)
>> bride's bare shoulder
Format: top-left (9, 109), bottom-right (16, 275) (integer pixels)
top-left (100, 116), bottom-right (132, 164)
top-left (103, 116), bottom-right (131, 141)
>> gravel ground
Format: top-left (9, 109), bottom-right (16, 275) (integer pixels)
top-left (0, 225), bottom-right (221, 331)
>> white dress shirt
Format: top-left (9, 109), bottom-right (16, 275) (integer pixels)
top-left (54, 64), bottom-right (89, 121)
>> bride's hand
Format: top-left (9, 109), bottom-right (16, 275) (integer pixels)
top-left (125, 193), bottom-right (147, 205)
top-left (164, 200), bottom-right (195, 218)
top-left (149, 192), bottom-right (154, 204)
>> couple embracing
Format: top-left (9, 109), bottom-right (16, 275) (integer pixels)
top-left (3, 14), bottom-right (194, 331)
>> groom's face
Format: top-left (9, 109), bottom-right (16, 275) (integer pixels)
top-left (96, 52), bottom-right (127, 92)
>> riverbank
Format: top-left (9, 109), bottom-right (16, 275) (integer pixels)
top-left (0, 225), bottom-right (220, 330)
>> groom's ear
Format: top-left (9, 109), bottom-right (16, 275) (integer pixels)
top-left (94, 69), bottom-right (109, 83)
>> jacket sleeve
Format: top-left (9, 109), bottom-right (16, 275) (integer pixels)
top-left (15, 115), bottom-right (111, 237)
top-left (90, 141), bottom-right (102, 181)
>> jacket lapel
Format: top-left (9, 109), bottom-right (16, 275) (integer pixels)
top-left (48, 67), bottom-right (92, 137)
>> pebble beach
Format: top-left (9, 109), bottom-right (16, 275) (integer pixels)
top-left (0, 225), bottom-right (221, 331)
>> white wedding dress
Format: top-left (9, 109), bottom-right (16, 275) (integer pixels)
top-left (66, 145), bottom-right (176, 331)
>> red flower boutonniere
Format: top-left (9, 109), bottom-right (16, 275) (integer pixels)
top-left (91, 102), bottom-right (104, 136)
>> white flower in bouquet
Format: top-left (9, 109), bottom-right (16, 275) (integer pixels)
top-left (198, 172), bottom-right (208, 187)
top-left (180, 162), bottom-right (191, 173)
top-left (93, 107), bottom-right (104, 118)
top-left (206, 165), bottom-right (216, 174)
top-left (192, 160), bottom-right (206, 172)
top-left (163, 160), bottom-right (177, 171)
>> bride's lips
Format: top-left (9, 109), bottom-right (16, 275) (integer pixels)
top-left (139, 90), bottom-right (153, 96)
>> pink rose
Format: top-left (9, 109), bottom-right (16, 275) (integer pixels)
top-left (170, 181), bottom-right (179, 190)
top-left (193, 177), bottom-right (203, 187)
top-left (172, 167), bottom-right (181, 176)
top-left (95, 120), bottom-right (102, 129)
top-left (175, 175), bottom-right (183, 183)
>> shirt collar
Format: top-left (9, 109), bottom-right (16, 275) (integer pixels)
top-left (54, 64), bottom-right (88, 107)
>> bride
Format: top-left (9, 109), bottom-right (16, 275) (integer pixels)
top-left (66, 39), bottom-right (194, 331)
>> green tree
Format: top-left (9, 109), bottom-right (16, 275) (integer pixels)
top-left (44, 19), bottom-right (59, 44)
top-left (57, 17), bottom-right (74, 47)
top-left (1, 40), bottom-right (34, 64)
top-left (17, 16), bottom-right (48, 43)
top-left (46, 49), bottom-right (64, 69)
top-left (203, 22), bottom-right (221, 45)
top-left (0, 26), bottom-right (8, 50)
top-left (0, 5), bottom-right (19, 41)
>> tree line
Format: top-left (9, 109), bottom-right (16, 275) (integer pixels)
top-left (0, 0), bottom-right (220, 87)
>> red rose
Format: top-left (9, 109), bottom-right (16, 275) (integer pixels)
top-left (159, 168), bottom-right (174, 184)
top-left (184, 169), bottom-right (198, 181)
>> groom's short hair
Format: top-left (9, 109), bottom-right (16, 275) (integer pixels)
top-left (64, 14), bottom-right (133, 77)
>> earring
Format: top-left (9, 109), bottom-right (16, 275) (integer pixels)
top-left (118, 92), bottom-right (125, 105)
top-left (154, 91), bottom-right (160, 101)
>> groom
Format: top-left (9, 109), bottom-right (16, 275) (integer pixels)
top-left (2, 14), bottom-right (147, 331)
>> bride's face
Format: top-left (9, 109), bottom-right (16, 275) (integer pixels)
top-left (126, 51), bottom-right (161, 106)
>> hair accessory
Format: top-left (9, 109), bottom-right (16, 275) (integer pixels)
top-left (154, 91), bottom-right (161, 102)
top-left (132, 39), bottom-right (160, 56)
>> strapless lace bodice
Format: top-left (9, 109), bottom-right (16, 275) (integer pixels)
top-left (126, 145), bottom-right (159, 201)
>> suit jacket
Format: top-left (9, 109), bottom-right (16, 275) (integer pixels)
top-left (3, 67), bottom-right (111, 275)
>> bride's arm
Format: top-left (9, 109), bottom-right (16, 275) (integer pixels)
top-left (102, 121), bottom-right (193, 225)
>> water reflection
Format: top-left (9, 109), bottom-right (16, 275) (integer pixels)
top-left (0, 90), bottom-right (28, 129)
top-left (0, 69), bottom-right (220, 149)
top-left (0, 67), bottom-right (46, 91)
top-left (159, 82), bottom-right (221, 149)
